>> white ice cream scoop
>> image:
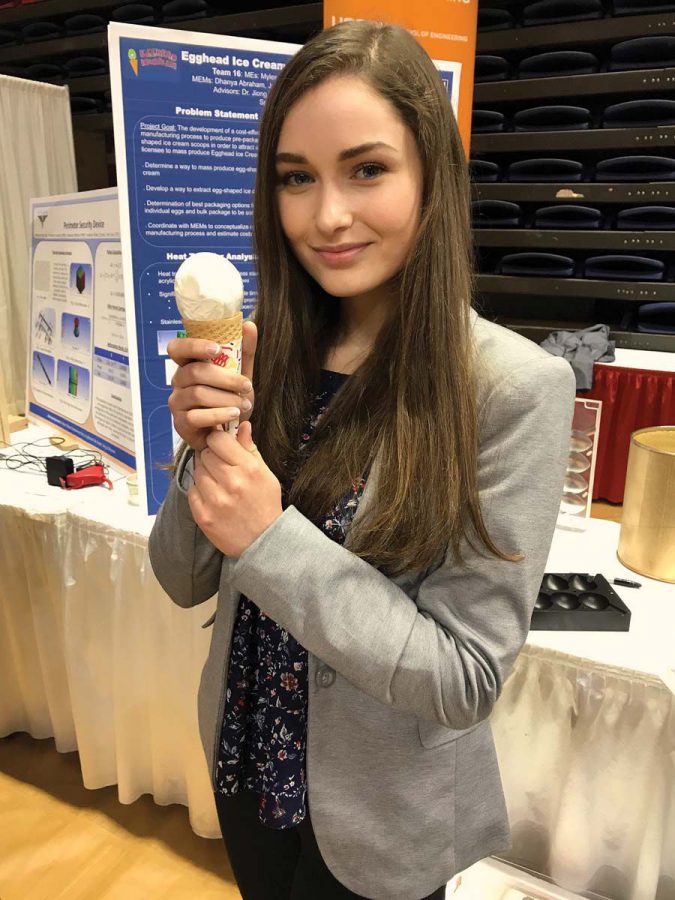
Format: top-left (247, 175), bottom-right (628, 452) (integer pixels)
top-left (174, 252), bottom-right (244, 321)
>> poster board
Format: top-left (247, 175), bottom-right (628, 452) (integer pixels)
top-left (25, 189), bottom-right (135, 468)
top-left (323, 0), bottom-right (478, 155)
top-left (109, 23), bottom-right (300, 515)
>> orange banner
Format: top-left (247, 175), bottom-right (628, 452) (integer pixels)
top-left (323, 1), bottom-right (478, 157)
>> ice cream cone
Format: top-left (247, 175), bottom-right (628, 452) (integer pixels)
top-left (182, 311), bottom-right (243, 353)
top-left (130, 59), bottom-right (138, 76)
top-left (182, 311), bottom-right (243, 372)
top-left (174, 254), bottom-right (245, 435)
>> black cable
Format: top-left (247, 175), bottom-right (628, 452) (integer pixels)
top-left (0, 435), bottom-right (109, 480)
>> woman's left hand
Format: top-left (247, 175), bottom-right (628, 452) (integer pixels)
top-left (188, 420), bottom-right (284, 559)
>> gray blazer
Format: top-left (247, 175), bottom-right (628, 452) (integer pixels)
top-left (148, 308), bottom-right (576, 899)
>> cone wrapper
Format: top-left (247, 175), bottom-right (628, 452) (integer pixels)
top-left (182, 311), bottom-right (244, 435)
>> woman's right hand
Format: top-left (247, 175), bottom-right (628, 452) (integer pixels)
top-left (167, 320), bottom-right (257, 452)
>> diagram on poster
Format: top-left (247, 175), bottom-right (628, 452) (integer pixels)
top-left (26, 190), bottom-right (135, 468)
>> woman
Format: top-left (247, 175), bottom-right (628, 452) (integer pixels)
top-left (149, 19), bottom-right (576, 900)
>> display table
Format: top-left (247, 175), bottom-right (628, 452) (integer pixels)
top-left (492, 517), bottom-right (675, 899)
top-left (0, 425), bottom-right (217, 837)
top-left (577, 348), bottom-right (675, 504)
top-left (1, 426), bottom-right (673, 899)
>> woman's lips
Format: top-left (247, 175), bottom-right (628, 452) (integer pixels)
top-left (314, 243), bottom-right (371, 266)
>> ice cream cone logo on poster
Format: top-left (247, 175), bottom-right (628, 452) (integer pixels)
top-left (128, 48), bottom-right (138, 76)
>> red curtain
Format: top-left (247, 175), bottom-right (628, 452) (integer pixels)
top-left (576, 365), bottom-right (675, 503)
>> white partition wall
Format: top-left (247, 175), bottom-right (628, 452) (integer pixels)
top-left (0, 75), bottom-right (77, 416)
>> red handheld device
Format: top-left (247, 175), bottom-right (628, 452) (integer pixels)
top-left (60, 464), bottom-right (113, 490)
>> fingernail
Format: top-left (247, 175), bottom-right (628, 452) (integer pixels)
top-left (241, 399), bottom-right (252, 411)
top-left (242, 380), bottom-right (253, 392)
top-left (226, 407), bottom-right (240, 417)
top-left (207, 343), bottom-right (221, 357)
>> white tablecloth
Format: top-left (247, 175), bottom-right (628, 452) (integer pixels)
top-left (1, 425), bottom-right (674, 898)
top-left (0, 426), bottom-right (217, 837)
top-left (601, 347), bottom-right (675, 373)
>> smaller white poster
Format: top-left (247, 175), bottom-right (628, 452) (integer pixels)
top-left (26, 188), bottom-right (135, 469)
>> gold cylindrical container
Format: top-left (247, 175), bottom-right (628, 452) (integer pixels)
top-left (618, 426), bottom-right (675, 583)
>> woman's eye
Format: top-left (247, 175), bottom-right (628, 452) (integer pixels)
top-left (277, 163), bottom-right (386, 186)
top-left (280, 171), bottom-right (312, 186)
top-left (355, 163), bottom-right (385, 180)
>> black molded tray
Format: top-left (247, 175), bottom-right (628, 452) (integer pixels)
top-left (530, 573), bottom-right (631, 631)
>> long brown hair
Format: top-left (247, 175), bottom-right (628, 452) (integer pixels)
top-left (250, 20), bottom-right (521, 578)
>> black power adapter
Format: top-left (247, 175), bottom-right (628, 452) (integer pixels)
top-left (46, 456), bottom-right (75, 486)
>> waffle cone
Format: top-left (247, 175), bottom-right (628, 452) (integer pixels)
top-left (182, 311), bottom-right (243, 344)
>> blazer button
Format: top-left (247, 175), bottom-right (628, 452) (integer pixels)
top-left (316, 666), bottom-right (335, 688)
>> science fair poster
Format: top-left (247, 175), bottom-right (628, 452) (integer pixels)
top-left (108, 24), bottom-right (299, 515)
top-left (26, 188), bottom-right (135, 469)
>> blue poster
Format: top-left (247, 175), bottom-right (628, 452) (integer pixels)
top-left (109, 24), bottom-right (298, 514)
top-left (26, 189), bottom-right (135, 468)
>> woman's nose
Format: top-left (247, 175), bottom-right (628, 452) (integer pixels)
top-left (315, 185), bottom-right (353, 234)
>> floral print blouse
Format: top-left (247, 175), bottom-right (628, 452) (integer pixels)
top-left (214, 368), bottom-right (370, 829)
